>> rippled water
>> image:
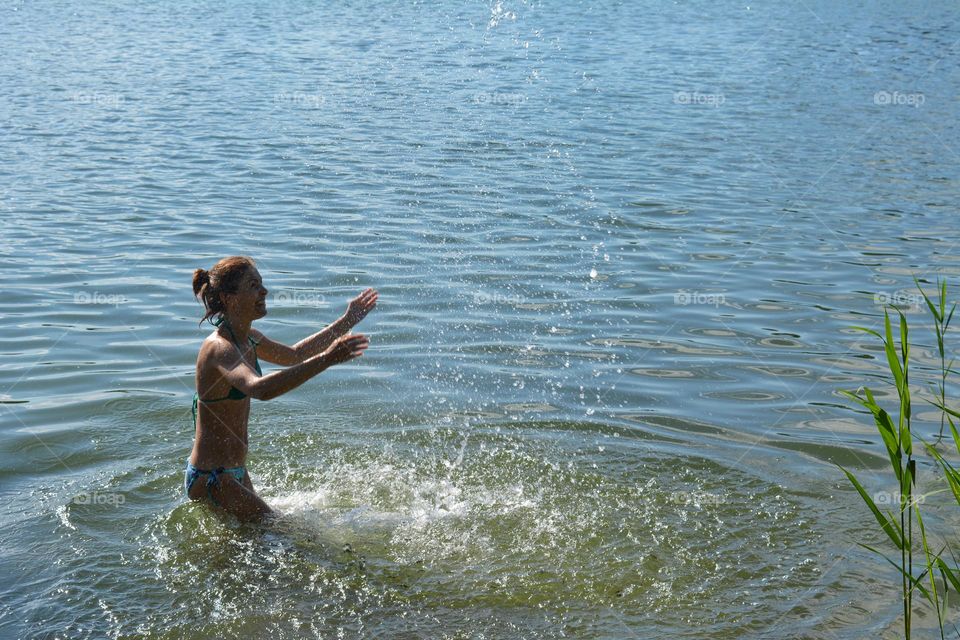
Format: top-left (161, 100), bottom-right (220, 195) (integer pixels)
top-left (2, 0), bottom-right (960, 638)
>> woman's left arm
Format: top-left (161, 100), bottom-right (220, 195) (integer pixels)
top-left (254, 288), bottom-right (378, 365)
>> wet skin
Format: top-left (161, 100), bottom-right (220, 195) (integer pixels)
top-left (190, 268), bottom-right (377, 522)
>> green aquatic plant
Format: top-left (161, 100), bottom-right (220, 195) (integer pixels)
top-left (915, 277), bottom-right (957, 443)
top-left (916, 279), bottom-right (960, 638)
top-left (840, 309), bottom-right (917, 638)
top-left (839, 280), bottom-right (960, 640)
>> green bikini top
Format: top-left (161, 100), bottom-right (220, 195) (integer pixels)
top-left (203, 333), bottom-right (262, 401)
top-left (192, 318), bottom-right (262, 424)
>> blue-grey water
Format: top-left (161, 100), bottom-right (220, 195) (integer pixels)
top-left (2, 1), bottom-right (959, 638)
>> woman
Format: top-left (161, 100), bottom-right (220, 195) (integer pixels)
top-left (187, 256), bottom-right (377, 522)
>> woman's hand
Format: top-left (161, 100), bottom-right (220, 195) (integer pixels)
top-left (323, 333), bottom-right (369, 365)
top-left (345, 288), bottom-right (378, 326)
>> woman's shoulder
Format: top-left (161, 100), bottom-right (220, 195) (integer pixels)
top-left (198, 331), bottom-right (233, 361)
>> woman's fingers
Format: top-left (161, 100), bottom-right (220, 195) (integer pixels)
top-left (328, 332), bottom-right (369, 363)
top-left (346, 289), bottom-right (377, 323)
top-left (342, 334), bottom-right (369, 351)
top-left (352, 336), bottom-right (369, 357)
top-left (358, 289), bottom-right (378, 305)
top-left (348, 338), bottom-right (368, 358)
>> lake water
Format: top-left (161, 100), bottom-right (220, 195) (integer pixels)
top-left (2, 0), bottom-right (960, 638)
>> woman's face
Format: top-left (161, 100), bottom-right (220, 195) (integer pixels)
top-left (224, 267), bottom-right (268, 320)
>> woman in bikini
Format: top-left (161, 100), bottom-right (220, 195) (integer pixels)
top-left (187, 255), bottom-right (377, 522)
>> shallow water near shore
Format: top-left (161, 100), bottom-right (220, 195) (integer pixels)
top-left (2, 0), bottom-right (960, 638)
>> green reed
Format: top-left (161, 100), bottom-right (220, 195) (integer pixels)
top-left (917, 277), bottom-right (957, 443)
top-left (839, 280), bottom-right (960, 640)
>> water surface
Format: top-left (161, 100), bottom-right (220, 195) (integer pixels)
top-left (2, 0), bottom-right (959, 638)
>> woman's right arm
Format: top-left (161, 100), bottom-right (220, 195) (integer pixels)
top-left (216, 333), bottom-right (369, 401)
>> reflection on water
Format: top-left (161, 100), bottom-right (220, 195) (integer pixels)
top-left (2, 0), bottom-right (960, 637)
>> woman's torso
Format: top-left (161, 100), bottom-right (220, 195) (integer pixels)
top-left (190, 332), bottom-right (257, 468)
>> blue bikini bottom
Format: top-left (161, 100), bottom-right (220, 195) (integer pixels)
top-left (184, 459), bottom-right (246, 507)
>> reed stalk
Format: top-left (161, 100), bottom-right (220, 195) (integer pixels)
top-left (842, 280), bottom-right (960, 639)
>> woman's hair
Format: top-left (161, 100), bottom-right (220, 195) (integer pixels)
top-left (192, 256), bottom-right (257, 326)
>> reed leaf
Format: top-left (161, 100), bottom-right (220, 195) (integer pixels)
top-left (923, 442), bottom-right (960, 506)
top-left (932, 400), bottom-right (960, 423)
top-left (858, 543), bottom-right (932, 601)
top-left (852, 325), bottom-right (883, 340)
top-left (914, 505), bottom-right (946, 638)
top-left (947, 414), bottom-right (960, 457)
top-left (840, 466), bottom-right (904, 548)
top-left (843, 388), bottom-right (903, 483)
top-left (884, 311), bottom-right (905, 394)
top-left (937, 558), bottom-right (960, 594)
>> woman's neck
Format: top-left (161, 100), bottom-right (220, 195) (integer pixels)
top-left (220, 314), bottom-right (251, 345)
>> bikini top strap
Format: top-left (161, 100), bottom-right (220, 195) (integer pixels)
top-left (216, 316), bottom-right (258, 351)
top-left (217, 316), bottom-right (241, 347)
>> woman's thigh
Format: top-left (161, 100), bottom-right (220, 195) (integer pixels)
top-left (210, 474), bottom-right (273, 523)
